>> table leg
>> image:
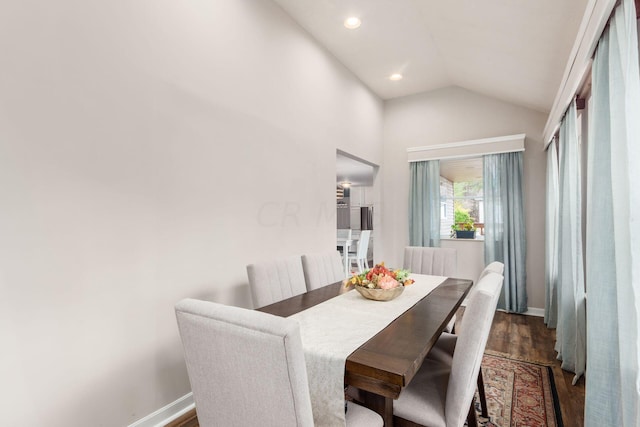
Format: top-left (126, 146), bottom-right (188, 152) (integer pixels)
top-left (362, 390), bottom-right (393, 426)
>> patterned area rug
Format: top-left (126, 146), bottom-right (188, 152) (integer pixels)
top-left (469, 353), bottom-right (563, 427)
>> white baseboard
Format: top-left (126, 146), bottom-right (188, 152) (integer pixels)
top-left (524, 307), bottom-right (545, 317)
top-left (496, 307), bottom-right (545, 317)
top-left (128, 393), bottom-right (194, 427)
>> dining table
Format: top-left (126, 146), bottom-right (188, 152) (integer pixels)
top-left (258, 274), bottom-right (473, 426)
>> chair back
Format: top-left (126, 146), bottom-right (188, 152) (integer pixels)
top-left (301, 251), bottom-right (346, 291)
top-left (403, 246), bottom-right (457, 276)
top-left (356, 230), bottom-right (371, 259)
top-left (444, 272), bottom-right (503, 427)
top-left (478, 261), bottom-right (504, 281)
top-left (175, 299), bottom-right (314, 427)
top-left (468, 261), bottom-right (505, 300)
top-left (337, 228), bottom-right (353, 240)
top-left (246, 256), bottom-right (307, 308)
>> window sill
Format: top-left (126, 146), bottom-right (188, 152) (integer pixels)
top-left (440, 237), bottom-right (484, 242)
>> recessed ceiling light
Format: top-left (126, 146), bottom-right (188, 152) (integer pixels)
top-left (344, 17), bottom-right (361, 29)
top-left (389, 73), bottom-right (403, 81)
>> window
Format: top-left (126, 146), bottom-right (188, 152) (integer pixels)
top-left (440, 157), bottom-right (484, 238)
top-left (440, 201), bottom-right (447, 220)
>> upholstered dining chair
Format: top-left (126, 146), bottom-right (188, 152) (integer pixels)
top-left (466, 262), bottom-right (504, 417)
top-left (347, 230), bottom-right (371, 273)
top-left (478, 261), bottom-right (505, 281)
top-left (448, 260), bottom-right (504, 336)
top-left (301, 251), bottom-right (346, 291)
top-left (459, 261), bottom-right (505, 312)
top-left (422, 272), bottom-right (504, 422)
top-left (403, 246), bottom-right (457, 276)
top-left (175, 299), bottom-right (383, 427)
top-left (403, 246), bottom-right (458, 332)
top-left (246, 256), bottom-right (307, 308)
top-left (427, 271), bottom-right (504, 363)
top-left (393, 273), bottom-right (503, 427)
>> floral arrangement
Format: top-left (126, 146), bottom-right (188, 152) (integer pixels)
top-left (345, 262), bottom-right (415, 290)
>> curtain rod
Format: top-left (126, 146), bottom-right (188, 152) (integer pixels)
top-left (551, 96), bottom-right (586, 141)
top-left (542, 0), bottom-right (619, 148)
top-left (544, 0), bottom-right (639, 147)
top-left (547, 0), bottom-right (636, 144)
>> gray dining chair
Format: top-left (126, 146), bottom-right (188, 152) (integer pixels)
top-left (301, 251), bottom-right (346, 291)
top-left (478, 261), bottom-right (505, 281)
top-left (246, 256), bottom-right (307, 308)
top-left (427, 271), bottom-right (504, 363)
top-left (403, 246), bottom-right (457, 276)
top-left (175, 298), bottom-right (383, 427)
top-left (450, 260), bottom-right (504, 335)
top-left (422, 272), bottom-right (504, 423)
top-left (457, 261), bottom-right (505, 313)
top-left (393, 273), bottom-right (503, 427)
top-left (403, 246), bottom-right (458, 332)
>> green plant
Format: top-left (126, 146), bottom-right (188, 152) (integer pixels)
top-left (451, 219), bottom-right (476, 232)
top-left (454, 206), bottom-right (472, 224)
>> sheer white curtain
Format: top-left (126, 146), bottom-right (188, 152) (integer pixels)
top-left (409, 161), bottom-right (441, 247)
top-left (556, 100), bottom-right (586, 383)
top-left (585, 0), bottom-right (640, 424)
top-left (544, 138), bottom-right (559, 328)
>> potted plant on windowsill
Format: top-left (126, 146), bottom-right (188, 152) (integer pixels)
top-left (451, 220), bottom-right (476, 239)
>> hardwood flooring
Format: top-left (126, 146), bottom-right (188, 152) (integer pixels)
top-left (167, 311), bottom-right (585, 427)
top-left (483, 310), bottom-right (585, 427)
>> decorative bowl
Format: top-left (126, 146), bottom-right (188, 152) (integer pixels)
top-left (354, 285), bottom-right (404, 301)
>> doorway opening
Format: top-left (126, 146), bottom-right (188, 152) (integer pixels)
top-left (336, 150), bottom-right (378, 273)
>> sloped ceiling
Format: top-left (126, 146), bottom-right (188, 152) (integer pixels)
top-left (272, 0), bottom-right (588, 113)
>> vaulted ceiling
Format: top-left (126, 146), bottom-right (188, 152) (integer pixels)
top-left (273, 0), bottom-right (588, 113)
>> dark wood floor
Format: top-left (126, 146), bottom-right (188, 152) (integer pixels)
top-left (167, 311), bottom-right (585, 427)
top-left (483, 311), bottom-right (585, 427)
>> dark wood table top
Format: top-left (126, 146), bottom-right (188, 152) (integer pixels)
top-left (258, 276), bottom-right (473, 400)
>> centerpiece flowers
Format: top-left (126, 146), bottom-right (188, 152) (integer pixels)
top-left (345, 262), bottom-right (414, 301)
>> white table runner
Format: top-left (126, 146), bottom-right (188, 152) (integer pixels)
top-left (288, 274), bottom-right (447, 427)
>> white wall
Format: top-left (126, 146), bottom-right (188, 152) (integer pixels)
top-left (0, 1), bottom-right (383, 425)
top-left (380, 86), bottom-right (547, 310)
top-left (440, 239), bottom-right (485, 283)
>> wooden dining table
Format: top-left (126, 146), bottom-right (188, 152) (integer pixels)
top-left (258, 276), bottom-right (473, 426)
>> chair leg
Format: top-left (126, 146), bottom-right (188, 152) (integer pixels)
top-left (477, 367), bottom-right (489, 418)
top-left (467, 396), bottom-right (478, 427)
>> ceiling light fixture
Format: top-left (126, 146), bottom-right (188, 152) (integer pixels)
top-left (344, 17), bottom-right (361, 29)
top-left (340, 181), bottom-right (352, 188)
top-left (389, 73), bottom-right (403, 81)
